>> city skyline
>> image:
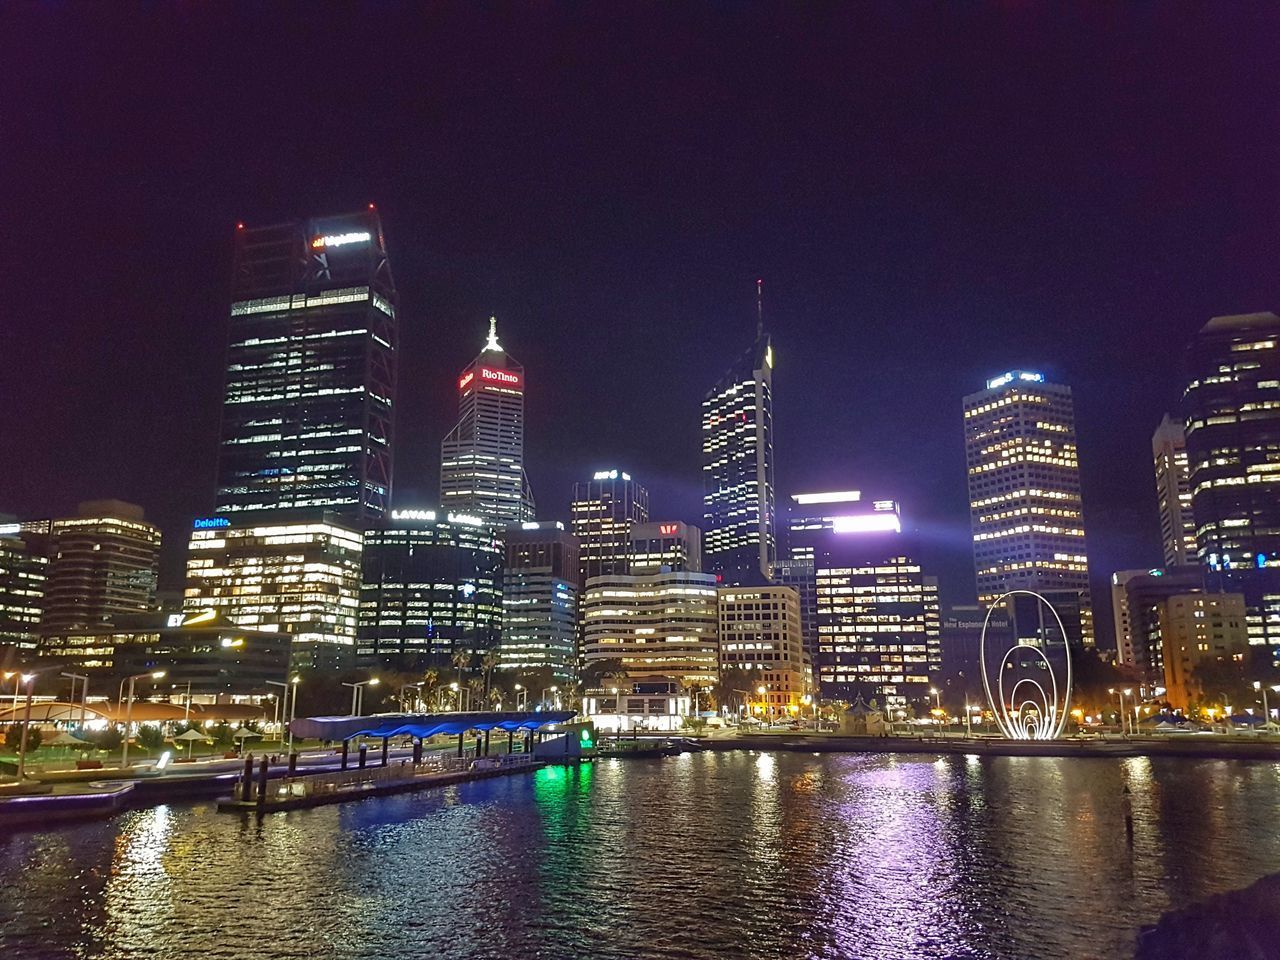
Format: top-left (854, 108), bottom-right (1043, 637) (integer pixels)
top-left (3, 6), bottom-right (1278, 649)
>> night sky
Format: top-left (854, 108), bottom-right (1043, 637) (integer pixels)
top-left (3, 5), bottom-right (1278, 646)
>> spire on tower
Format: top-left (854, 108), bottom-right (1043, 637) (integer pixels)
top-left (484, 315), bottom-right (503, 352)
top-left (756, 279), bottom-right (764, 339)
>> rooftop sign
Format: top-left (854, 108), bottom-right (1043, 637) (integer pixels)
top-left (193, 517), bottom-right (231, 529)
top-left (986, 370), bottom-right (1045, 390)
top-left (311, 231), bottom-right (371, 250)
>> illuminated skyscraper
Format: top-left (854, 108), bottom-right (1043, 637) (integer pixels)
top-left (440, 318), bottom-right (535, 525)
top-left (499, 522), bottom-right (580, 680)
top-left (718, 584), bottom-right (810, 718)
top-left (629, 521), bottom-right (701, 575)
top-left (571, 470), bottom-right (649, 584)
top-left (702, 284), bottom-right (775, 585)
top-left (1152, 414), bottom-right (1197, 567)
top-left (0, 518), bottom-right (48, 652)
top-left (962, 371), bottom-right (1093, 646)
top-left (184, 513), bottom-right (363, 671)
top-left (215, 209), bottom-right (397, 525)
top-left (357, 510), bottom-right (504, 673)
top-left (1183, 313), bottom-right (1280, 567)
top-left (788, 497), bottom-right (941, 706)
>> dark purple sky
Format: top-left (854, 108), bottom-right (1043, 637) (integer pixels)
top-left (2, 5), bottom-right (1278, 644)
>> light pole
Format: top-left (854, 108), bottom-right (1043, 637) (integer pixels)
top-left (449, 681), bottom-right (471, 712)
top-left (4, 670), bottom-right (19, 714)
top-left (266, 680), bottom-right (290, 739)
top-left (1124, 688), bottom-right (1138, 735)
top-left (513, 683), bottom-right (528, 711)
top-left (342, 677), bottom-right (380, 716)
top-left (964, 702), bottom-right (972, 737)
top-left (757, 685), bottom-right (768, 723)
top-left (541, 685), bottom-right (559, 710)
top-left (1109, 687), bottom-right (1128, 735)
top-left (399, 682), bottom-right (423, 712)
top-left (61, 672), bottom-right (89, 729)
top-left (287, 675), bottom-right (300, 753)
top-left (14, 673), bottom-right (36, 780)
top-left (120, 671), bottom-right (166, 770)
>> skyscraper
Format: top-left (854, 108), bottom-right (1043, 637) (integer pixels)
top-left (628, 521), bottom-right (702, 575)
top-left (702, 284), bottom-right (775, 585)
top-left (963, 370), bottom-right (1093, 646)
top-left (357, 510), bottom-right (504, 673)
top-left (185, 513), bottom-right (363, 671)
top-left (216, 209), bottom-right (397, 525)
top-left (571, 470), bottom-right (649, 584)
top-left (1152, 413), bottom-right (1197, 567)
top-left (499, 522), bottom-right (580, 680)
top-left (0, 518), bottom-right (48, 653)
top-left (1183, 313), bottom-right (1280, 568)
top-left (41, 501), bottom-right (160, 633)
top-left (788, 497), bottom-right (941, 706)
top-left (440, 318), bottom-right (535, 526)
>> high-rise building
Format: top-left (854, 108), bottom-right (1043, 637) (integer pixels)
top-left (629, 521), bottom-right (702, 575)
top-left (788, 497), bottom-right (940, 707)
top-left (499, 522), bottom-right (580, 680)
top-left (357, 509), bottom-right (504, 673)
top-left (40, 501), bottom-right (160, 634)
top-left (215, 209), bottom-right (397, 525)
top-left (571, 470), bottom-right (649, 584)
top-left (702, 288), bottom-right (775, 585)
top-left (718, 585), bottom-right (810, 718)
top-left (1121, 565), bottom-right (1208, 689)
top-left (1152, 414), bottom-right (1197, 568)
top-left (963, 370), bottom-right (1093, 646)
top-left (440, 318), bottom-right (535, 525)
top-left (1183, 312), bottom-right (1280, 568)
top-left (184, 513), bottom-right (363, 671)
top-left (0, 518), bottom-right (49, 653)
top-left (581, 571), bottom-right (719, 685)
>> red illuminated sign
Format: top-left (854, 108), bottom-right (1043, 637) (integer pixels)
top-left (659, 524), bottom-right (679, 536)
top-left (458, 366), bottom-right (522, 392)
top-left (479, 366), bottom-right (522, 388)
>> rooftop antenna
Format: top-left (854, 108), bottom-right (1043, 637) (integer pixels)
top-left (756, 278), bottom-right (764, 339)
top-left (484, 315), bottom-right (503, 352)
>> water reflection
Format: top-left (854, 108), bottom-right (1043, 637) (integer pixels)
top-left (2, 753), bottom-right (1279, 960)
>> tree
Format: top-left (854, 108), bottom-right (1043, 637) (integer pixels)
top-left (4, 722), bottom-right (40, 754)
top-left (89, 727), bottom-right (123, 753)
top-left (135, 725), bottom-right (165, 753)
top-left (481, 650), bottom-right (501, 704)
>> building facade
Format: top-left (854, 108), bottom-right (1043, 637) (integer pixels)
top-left (1152, 414), bottom-right (1197, 568)
top-left (0, 519), bottom-right (49, 653)
top-left (216, 209), bottom-right (397, 525)
top-left (1110, 569), bottom-right (1150, 666)
top-left (629, 521), bottom-right (702, 575)
top-left (581, 572), bottom-right (719, 685)
top-left (499, 522), bottom-right (580, 680)
top-left (1122, 566), bottom-right (1209, 689)
top-left (717, 585), bottom-right (810, 718)
top-left (571, 470), bottom-right (649, 584)
top-left (787, 498), bottom-right (940, 707)
top-left (440, 318), bottom-right (535, 525)
top-left (702, 321), bottom-right (775, 586)
top-left (963, 370), bottom-right (1093, 646)
top-left (1156, 593), bottom-right (1249, 711)
top-left (40, 501), bottom-right (160, 635)
top-left (357, 510), bottom-right (504, 673)
top-left (184, 514), bottom-right (363, 671)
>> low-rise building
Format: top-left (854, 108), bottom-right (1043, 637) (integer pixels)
top-left (717, 584), bottom-right (809, 718)
top-left (581, 677), bottom-right (692, 732)
top-left (1157, 593), bottom-right (1250, 710)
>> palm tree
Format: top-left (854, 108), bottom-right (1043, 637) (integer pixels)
top-left (481, 650), bottom-right (500, 705)
top-left (420, 668), bottom-right (440, 711)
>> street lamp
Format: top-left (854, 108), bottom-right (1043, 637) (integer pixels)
top-left (342, 677), bottom-right (380, 716)
top-left (1109, 687), bottom-right (1127, 735)
top-left (287, 675), bottom-right (300, 753)
top-left (1123, 688), bottom-right (1137, 735)
top-left (120, 671), bottom-right (166, 770)
top-left (14, 672), bottom-right (37, 780)
top-left (266, 680), bottom-right (290, 739)
top-left (399, 682), bottom-right (424, 713)
top-left (4, 670), bottom-right (19, 713)
top-left (541, 685), bottom-right (559, 710)
top-left (61, 671), bottom-right (89, 729)
top-left (756, 685), bottom-right (768, 722)
top-left (513, 683), bottom-right (528, 711)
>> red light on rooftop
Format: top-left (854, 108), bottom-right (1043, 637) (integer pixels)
top-left (236, 222), bottom-right (244, 230)
top-left (368, 202), bottom-right (376, 210)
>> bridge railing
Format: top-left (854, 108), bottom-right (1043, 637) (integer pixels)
top-left (269, 753), bottom-right (533, 801)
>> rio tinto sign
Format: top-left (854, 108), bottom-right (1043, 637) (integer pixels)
top-left (459, 366), bottom-right (522, 391)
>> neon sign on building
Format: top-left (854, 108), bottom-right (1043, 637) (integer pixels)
top-left (310, 232), bottom-right (372, 250)
top-left (460, 366), bottom-right (522, 390)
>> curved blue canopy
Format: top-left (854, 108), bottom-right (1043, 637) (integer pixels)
top-left (290, 710), bottom-right (578, 742)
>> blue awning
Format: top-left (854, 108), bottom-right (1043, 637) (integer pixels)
top-left (289, 710), bottom-right (578, 742)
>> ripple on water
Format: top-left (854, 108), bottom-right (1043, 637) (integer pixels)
top-left (2, 752), bottom-right (1279, 960)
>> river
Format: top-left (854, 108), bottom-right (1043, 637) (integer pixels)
top-left (3, 750), bottom-right (1278, 959)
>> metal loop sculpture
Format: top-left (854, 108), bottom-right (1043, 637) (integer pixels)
top-left (978, 590), bottom-right (1073, 740)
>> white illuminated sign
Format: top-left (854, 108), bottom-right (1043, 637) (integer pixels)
top-left (447, 513), bottom-right (484, 527)
top-left (391, 509), bottom-right (437, 522)
top-left (166, 614), bottom-right (185, 627)
top-left (311, 231), bottom-right (372, 250)
top-left (832, 513), bottom-right (902, 534)
top-left (592, 470), bottom-right (632, 481)
top-left (0, 523), bottom-right (19, 536)
top-left (792, 491), bottom-right (861, 505)
top-left (986, 370), bottom-right (1045, 390)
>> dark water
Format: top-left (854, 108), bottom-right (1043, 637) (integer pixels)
top-left (3, 751), bottom-right (1279, 960)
